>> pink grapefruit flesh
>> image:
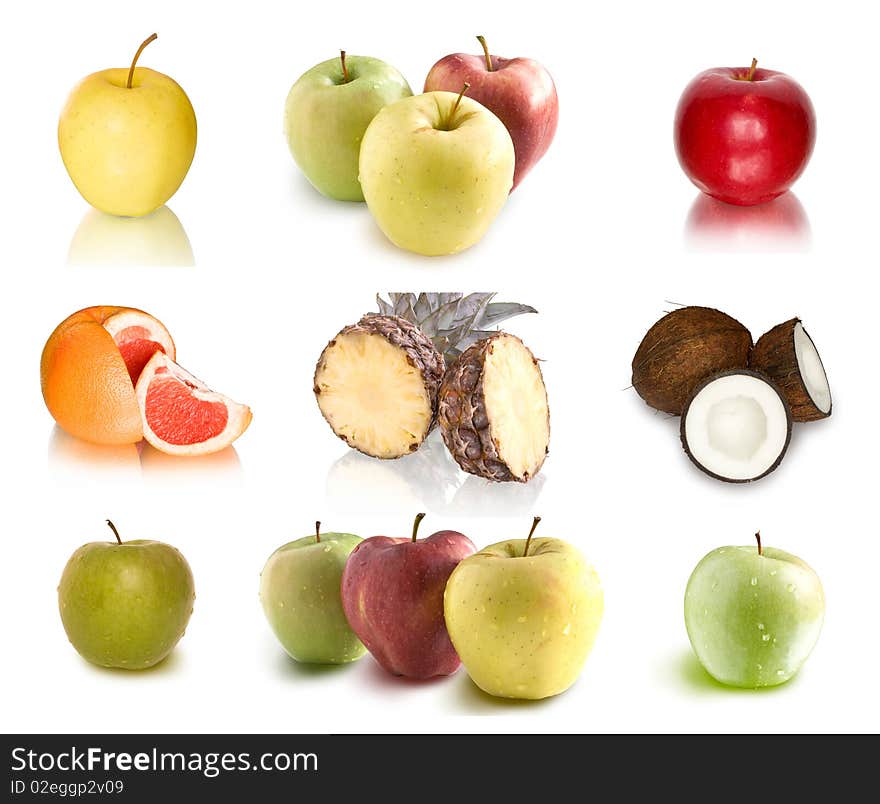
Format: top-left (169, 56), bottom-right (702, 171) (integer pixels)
top-left (116, 328), bottom-right (168, 383)
top-left (101, 311), bottom-right (176, 385)
top-left (136, 352), bottom-right (252, 456)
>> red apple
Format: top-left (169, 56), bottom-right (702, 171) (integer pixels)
top-left (340, 513), bottom-right (475, 679)
top-left (424, 35), bottom-right (558, 190)
top-left (674, 60), bottom-right (816, 206)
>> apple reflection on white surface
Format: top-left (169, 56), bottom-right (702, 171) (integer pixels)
top-left (685, 191), bottom-right (810, 252)
top-left (67, 205), bottom-right (195, 266)
top-left (325, 431), bottom-right (545, 515)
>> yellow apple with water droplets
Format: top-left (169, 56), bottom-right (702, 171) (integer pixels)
top-left (443, 518), bottom-right (603, 699)
top-left (358, 87), bottom-right (514, 256)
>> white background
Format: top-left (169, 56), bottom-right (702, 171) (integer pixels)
top-left (1, 0), bottom-right (877, 734)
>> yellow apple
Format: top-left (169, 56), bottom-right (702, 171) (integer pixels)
top-left (358, 88), bottom-right (514, 256)
top-left (444, 519), bottom-right (604, 699)
top-left (58, 34), bottom-right (197, 217)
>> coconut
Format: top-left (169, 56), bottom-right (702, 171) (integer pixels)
top-left (750, 319), bottom-right (831, 422)
top-left (632, 306), bottom-right (753, 415)
top-left (680, 369), bottom-right (793, 483)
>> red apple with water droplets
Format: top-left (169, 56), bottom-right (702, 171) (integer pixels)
top-left (340, 513), bottom-right (475, 679)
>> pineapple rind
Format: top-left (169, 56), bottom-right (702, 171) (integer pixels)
top-left (438, 333), bottom-right (550, 482)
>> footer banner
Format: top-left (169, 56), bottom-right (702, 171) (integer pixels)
top-left (0, 733), bottom-right (859, 798)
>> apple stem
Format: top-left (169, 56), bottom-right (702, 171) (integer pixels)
top-left (340, 50), bottom-right (350, 84)
top-left (477, 35), bottom-right (493, 72)
top-left (412, 512), bottom-right (426, 542)
top-left (106, 519), bottom-right (123, 545)
top-left (126, 33), bottom-right (158, 89)
top-left (755, 531), bottom-right (763, 556)
top-left (450, 82), bottom-right (470, 120)
top-left (747, 58), bottom-right (758, 81)
top-left (523, 516), bottom-right (541, 558)
top-left (315, 521), bottom-right (321, 544)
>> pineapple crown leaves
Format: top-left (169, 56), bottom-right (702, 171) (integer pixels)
top-left (376, 293), bottom-right (538, 362)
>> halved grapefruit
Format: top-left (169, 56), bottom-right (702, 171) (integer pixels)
top-left (136, 352), bottom-right (252, 456)
top-left (41, 306), bottom-right (175, 444)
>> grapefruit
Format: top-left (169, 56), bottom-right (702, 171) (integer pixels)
top-left (41, 306), bottom-right (175, 445)
top-left (136, 352), bottom-right (252, 456)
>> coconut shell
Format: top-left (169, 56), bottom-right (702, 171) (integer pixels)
top-left (632, 306), bottom-right (753, 415)
top-left (680, 369), bottom-right (793, 484)
top-left (750, 319), bottom-right (831, 422)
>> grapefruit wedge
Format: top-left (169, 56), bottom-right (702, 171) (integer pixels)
top-left (136, 352), bottom-right (252, 456)
top-left (41, 306), bottom-right (175, 444)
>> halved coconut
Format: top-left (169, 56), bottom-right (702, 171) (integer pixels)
top-left (750, 319), bottom-right (831, 422)
top-left (632, 306), bottom-right (752, 415)
top-left (681, 370), bottom-right (792, 483)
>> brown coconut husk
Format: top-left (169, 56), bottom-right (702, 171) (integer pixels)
top-left (632, 306), bottom-right (752, 415)
top-left (750, 319), bottom-right (831, 422)
top-left (679, 369), bottom-right (793, 484)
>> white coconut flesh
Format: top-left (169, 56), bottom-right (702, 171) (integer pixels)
top-left (794, 322), bottom-right (831, 414)
top-left (684, 374), bottom-right (789, 481)
top-left (315, 331), bottom-right (433, 458)
top-left (483, 335), bottom-right (550, 479)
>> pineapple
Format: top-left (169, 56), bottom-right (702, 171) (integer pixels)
top-left (314, 314), bottom-right (445, 459)
top-left (314, 294), bottom-right (544, 469)
top-left (439, 333), bottom-right (550, 482)
top-left (376, 293), bottom-right (537, 364)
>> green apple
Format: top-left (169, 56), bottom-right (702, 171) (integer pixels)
top-left (284, 51), bottom-right (412, 201)
top-left (359, 87), bottom-right (515, 256)
top-left (58, 520), bottom-right (195, 670)
top-left (260, 522), bottom-right (365, 664)
top-left (684, 533), bottom-right (825, 688)
top-left (444, 518), bottom-right (603, 699)
top-left (58, 34), bottom-right (197, 217)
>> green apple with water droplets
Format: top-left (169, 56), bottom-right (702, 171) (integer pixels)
top-left (443, 518), bottom-right (603, 699)
top-left (58, 520), bottom-right (195, 670)
top-left (284, 51), bottom-right (412, 201)
top-left (684, 533), bottom-right (824, 688)
top-left (260, 523), bottom-right (365, 664)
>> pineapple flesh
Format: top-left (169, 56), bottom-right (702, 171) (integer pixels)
top-left (439, 333), bottom-right (549, 482)
top-left (314, 314), bottom-right (445, 459)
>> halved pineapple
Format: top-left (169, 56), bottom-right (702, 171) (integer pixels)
top-left (439, 333), bottom-right (549, 482)
top-left (314, 314), bottom-right (445, 459)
